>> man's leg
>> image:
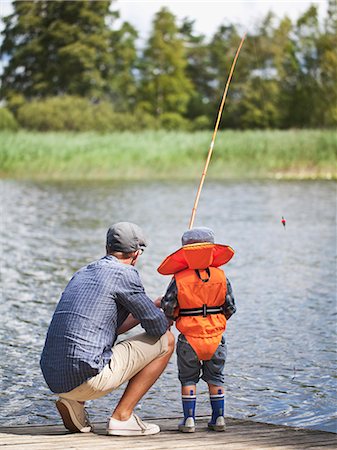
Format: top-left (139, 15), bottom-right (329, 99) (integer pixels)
top-left (112, 330), bottom-right (175, 420)
top-left (59, 330), bottom-right (174, 435)
top-left (56, 398), bottom-right (92, 433)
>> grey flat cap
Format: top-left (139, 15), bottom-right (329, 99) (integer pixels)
top-left (181, 227), bottom-right (215, 246)
top-left (107, 222), bottom-right (148, 253)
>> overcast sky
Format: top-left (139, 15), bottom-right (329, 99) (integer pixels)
top-left (0, 0), bottom-right (328, 42)
top-left (116, 1), bottom-right (328, 38)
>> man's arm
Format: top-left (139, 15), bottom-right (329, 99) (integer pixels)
top-left (117, 314), bottom-right (140, 335)
top-left (116, 268), bottom-right (169, 336)
top-left (117, 296), bottom-right (163, 335)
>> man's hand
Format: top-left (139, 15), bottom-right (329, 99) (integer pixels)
top-left (154, 296), bottom-right (163, 308)
top-left (154, 296), bottom-right (174, 328)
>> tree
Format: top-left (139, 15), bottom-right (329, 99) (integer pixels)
top-left (1, 0), bottom-right (117, 102)
top-left (108, 22), bottom-right (139, 112)
top-left (239, 13), bottom-right (282, 128)
top-left (318, 0), bottom-right (337, 126)
top-left (179, 19), bottom-right (213, 121)
top-left (272, 16), bottom-right (299, 128)
top-left (208, 23), bottom-right (248, 128)
top-left (139, 8), bottom-right (193, 117)
top-left (290, 6), bottom-right (322, 127)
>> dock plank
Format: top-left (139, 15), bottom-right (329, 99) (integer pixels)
top-left (0, 417), bottom-right (335, 450)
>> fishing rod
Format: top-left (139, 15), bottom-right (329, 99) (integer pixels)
top-left (188, 33), bottom-right (246, 229)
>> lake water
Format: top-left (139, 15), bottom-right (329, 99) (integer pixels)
top-left (1, 179), bottom-right (336, 433)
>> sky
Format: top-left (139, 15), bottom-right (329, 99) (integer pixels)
top-left (115, 0), bottom-right (328, 40)
top-left (0, 0), bottom-right (329, 42)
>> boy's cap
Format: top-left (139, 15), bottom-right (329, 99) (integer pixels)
top-left (107, 222), bottom-right (148, 253)
top-left (182, 227), bottom-right (215, 246)
top-left (158, 226), bottom-right (234, 275)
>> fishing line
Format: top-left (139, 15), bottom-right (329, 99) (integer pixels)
top-left (252, 30), bottom-right (286, 230)
top-left (188, 34), bottom-right (246, 229)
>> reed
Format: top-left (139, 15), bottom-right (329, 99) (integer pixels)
top-left (0, 130), bottom-right (336, 180)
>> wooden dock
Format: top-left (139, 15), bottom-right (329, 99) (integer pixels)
top-left (0, 417), bottom-right (336, 450)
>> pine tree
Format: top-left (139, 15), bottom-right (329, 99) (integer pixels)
top-left (318, 0), bottom-right (337, 126)
top-left (272, 16), bottom-right (299, 128)
top-left (179, 19), bottom-right (213, 122)
top-left (239, 13), bottom-right (282, 128)
top-left (290, 6), bottom-right (322, 127)
top-left (108, 22), bottom-right (139, 112)
top-left (139, 7), bottom-right (193, 117)
top-left (208, 23), bottom-right (247, 128)
top-left (1, 0), bottom-right (117, 101)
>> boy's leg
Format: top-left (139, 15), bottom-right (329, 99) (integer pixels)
top-left (202, 336), bottom-right (227, 431)
top-left (179, 384), bottom-right (197, 432)
top-left (176, 334), bottom-right (201, 433)
top-left (208, 384), bottom-right (226, 431)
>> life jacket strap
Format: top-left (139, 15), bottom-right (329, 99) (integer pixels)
top-left (195, 268), bottom-right (211, 282)
top-left (179, 304), bottom-right (224, 318)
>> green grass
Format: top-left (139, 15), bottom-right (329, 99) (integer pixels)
top-left (0, 130), bottom-right (336, 180)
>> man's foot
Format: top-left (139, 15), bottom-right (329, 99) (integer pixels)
top-left (178, 417), bottom-right (195, 433)
top-left (208, 415), bottom-right (226, 431)
top-left (107, 413), bottom-right (160, 436)
top-left (56, 398), bottom-right (92, 433)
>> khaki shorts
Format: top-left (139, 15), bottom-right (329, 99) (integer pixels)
top-left (59, 332), bottom-right (168, 402)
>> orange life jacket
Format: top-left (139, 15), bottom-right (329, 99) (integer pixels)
top-left (158, 241), bottom-right (234, 361)
top-left (174, 266), bottom-right (227, 361)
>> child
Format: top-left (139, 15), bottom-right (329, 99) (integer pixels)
top-left (158, 227), bottom-right (236, 433)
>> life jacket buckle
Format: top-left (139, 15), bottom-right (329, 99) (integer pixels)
top-left (178, 305), bottom-right (224, 317)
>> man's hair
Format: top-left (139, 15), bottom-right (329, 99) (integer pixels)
top-left (107, 246), bottom-right (137, 260)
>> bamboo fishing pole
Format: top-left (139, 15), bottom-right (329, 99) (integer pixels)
top-left (188, 33), bottom-right (246, 229)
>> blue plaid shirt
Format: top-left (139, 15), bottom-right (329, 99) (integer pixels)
top-left (40, 255), bottom-right (168, 393)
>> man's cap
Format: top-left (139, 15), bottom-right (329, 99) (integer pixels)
top-left (181, 227), bottom-right (215, 246)
top-left (106, 222), bottom-right (148, 253)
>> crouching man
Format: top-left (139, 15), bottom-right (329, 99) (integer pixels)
top-left (40, 222), bottom-right (174, 436)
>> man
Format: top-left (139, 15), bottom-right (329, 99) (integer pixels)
top-left (40, 222), bottom-right (174, 436)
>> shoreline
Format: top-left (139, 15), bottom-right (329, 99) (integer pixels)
top-left (1, 167), bottom-right (336, 181)
top-left (1, 130), bottom-right (336, 181)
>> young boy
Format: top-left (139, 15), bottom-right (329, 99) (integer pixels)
top-left (158, 227), bottom-right (236, 433)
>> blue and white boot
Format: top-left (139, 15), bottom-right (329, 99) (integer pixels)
top-left (208, 415), bottom-right (226, 431)
top-left (208, 390), bottom-right (226, 431)
top-left (179, 416), bottom-right (196, 433)
top-left (179, 390), bottom-right (196, 433)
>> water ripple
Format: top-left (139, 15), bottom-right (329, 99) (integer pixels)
top-left (1, 179), bottom-right (336, 433)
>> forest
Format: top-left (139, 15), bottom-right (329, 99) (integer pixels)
top-left (0, 0), bottom-right (336, 131)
